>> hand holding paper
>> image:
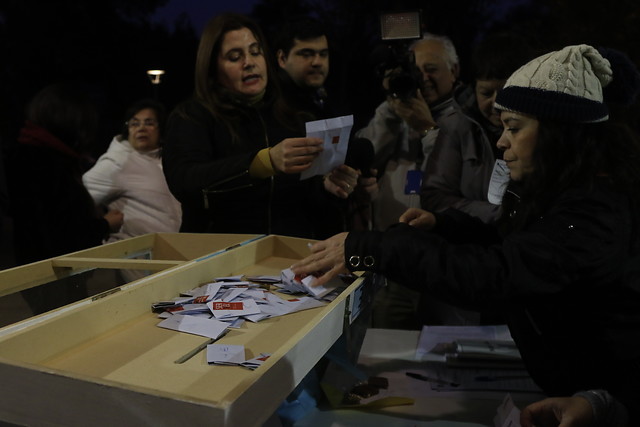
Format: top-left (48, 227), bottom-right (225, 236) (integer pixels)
top-left (269, 137), bottom-right (323, 174)
top-left (301, 115), bottom-right (354, 180)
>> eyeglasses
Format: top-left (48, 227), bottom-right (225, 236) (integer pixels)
top-left (127, 119), bottom-right (158, 129)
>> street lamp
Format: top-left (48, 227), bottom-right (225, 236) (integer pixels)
top-left (146, 69), bottom-right (165, 84)
top-left (146, 70), bottom-right (165, 99)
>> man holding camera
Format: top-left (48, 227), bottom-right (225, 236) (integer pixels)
top-left (356, 33), bottom-right (463, 329)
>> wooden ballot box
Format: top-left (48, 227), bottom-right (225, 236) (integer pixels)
top-left (0, 233), bottom-right (368, 427)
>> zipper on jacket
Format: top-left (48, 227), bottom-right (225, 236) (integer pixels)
top-left (202, 170), bottom-right (251, 209)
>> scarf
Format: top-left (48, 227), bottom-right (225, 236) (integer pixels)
top-left (18, 122), bottom-right (84, 160)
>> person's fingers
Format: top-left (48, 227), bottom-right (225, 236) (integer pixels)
top-left (310, 266), bottom-right (341, 287)
top-left (291, 253), bottom-right (327, 275)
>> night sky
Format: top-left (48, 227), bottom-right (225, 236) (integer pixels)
top-left (152, 0), bottom-right (259, 35)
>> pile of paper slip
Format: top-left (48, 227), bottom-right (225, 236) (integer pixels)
top-left (278, 268), bottom-right (344, 299)
top-left (153, 270), bottom-right (348, 341)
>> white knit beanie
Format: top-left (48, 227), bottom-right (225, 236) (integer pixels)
top-left (494, 44), bottom-right (613, 123)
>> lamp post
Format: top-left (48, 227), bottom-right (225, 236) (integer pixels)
top-left (146, 69), bottom-right (165, 99)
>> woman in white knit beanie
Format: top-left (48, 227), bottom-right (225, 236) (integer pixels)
top-left (292, 44), bottom-right (640, 427)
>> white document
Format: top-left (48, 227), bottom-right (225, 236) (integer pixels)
top-left (301, 115), bottom-right (354, 180)
top-left (182, 282), bottom-right (220, 298)
top-left (416, 325), bottom-right (514, 361)
top-left (488, 159), bottom-right (510, 205)
top-left (280, 267), bottom-right (340, 299)
top-left (493, 394), bottom-right (522, 427)
top-left (165, 303), bottom-right (210, 316)
top-left (241, 353), bottom-right (271, 370)
top-left (206, 344), bottom-right (246, 365)
top-left (219, 287), bottom-right (248, 302)
top-left (157, 314), bottom-right (228, 339)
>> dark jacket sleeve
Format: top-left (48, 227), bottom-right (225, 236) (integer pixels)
top-left (345, 186), bottom-right (635, 309)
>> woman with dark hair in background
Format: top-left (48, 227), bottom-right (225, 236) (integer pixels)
top-left (83, 98), bottom-right (181, 282)
top-left (162, 13), bottom-right (358, 237)
top-left (83, 99), bottom-right (181, 243)
top-left (5, 83), bottom-right (123, 314)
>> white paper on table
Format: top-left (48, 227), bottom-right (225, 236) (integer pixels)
top-left (241, 353), bottom-right (271, 370)
top-left (220, 281), bottom-right (253, 287)
top-left (184, 282), bottom-right (221, 299)
top-left (221, 317), bottom-right (246, 328)
top-left (300, 115), bottom-right (354, 180)
top-left (493, 394), bottom-right (522, 427)
top-left (203, 282), bottom-right (223, 298)
top-left (300, 274), bottom-right (341, 299)
top-left (165, 303), bottom-right (210, 315)
top-left (416, 325), bottom-right (514, 361)
top-left (280, 267), bottom-right (340, 299)
top-left (207, 299), bottom-right (261, 319)
top-left (254, 293), bottom-right (326, 318)
top-left (206, 344), bottom-right (246, 365)
top-left (242, 289), bottom-right (269, 301)
top-left (282, 296), bottom-right (327, 313)
top-left (243, 313), bottom-right (270, 323)
top-left (220, 287), bottom-right (248, 302)
top-left (157, 314), bottom-right (228, 339)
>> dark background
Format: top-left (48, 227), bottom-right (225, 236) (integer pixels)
top-left (1, 0), bottom-right (639, 158)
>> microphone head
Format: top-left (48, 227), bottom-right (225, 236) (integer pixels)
top-left (345, 137), bottom-right (375, 177)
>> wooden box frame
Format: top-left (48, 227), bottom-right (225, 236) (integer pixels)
top-left (0, 233), bottom-right (365, 426)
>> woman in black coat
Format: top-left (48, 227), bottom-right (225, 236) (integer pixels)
top-left (292, 45), bottom-right (640, 426)
top-left (163, 13), bottom-right (357, 237)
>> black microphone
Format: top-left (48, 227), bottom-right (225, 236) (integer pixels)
top-left (344, 137), bottom-right (375, 177)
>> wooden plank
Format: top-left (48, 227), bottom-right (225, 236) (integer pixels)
top-left (0, 233), bottom-right (260, 298)
top-left (51, 257), bottom-right (184, 271)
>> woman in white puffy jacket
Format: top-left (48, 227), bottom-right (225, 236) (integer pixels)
top-left (83, 99), bottom-right (182, 279)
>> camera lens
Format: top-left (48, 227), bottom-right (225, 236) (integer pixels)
top-left (389, 72), bottom-right (418, 100)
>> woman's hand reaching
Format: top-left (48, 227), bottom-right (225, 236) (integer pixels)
top-left (291, 232), bottom-right (349, 287)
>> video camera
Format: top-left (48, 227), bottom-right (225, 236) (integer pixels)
top-left (371, 11), bottom-right (423, 101)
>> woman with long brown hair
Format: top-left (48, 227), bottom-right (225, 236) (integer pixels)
top-left (163, 13), bottom-right (357, 237)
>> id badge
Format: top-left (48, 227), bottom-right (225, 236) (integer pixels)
top-left (404, 170), bottom-right (423, 194)
top-left (487, 159), bottom-right (510, 205)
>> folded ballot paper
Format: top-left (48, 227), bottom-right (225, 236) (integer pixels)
top-left (206, 344), bottom-right (272, 370)
top-left (279, 268), bottom-right (342, 299)
top-left (154, 273), bottom-right (331, 340)
top-left (301, 115), bottom-right (354, 180)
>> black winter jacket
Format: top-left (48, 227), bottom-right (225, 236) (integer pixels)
top-left (346, 177), bottom-right (640, 420)
top-left (163, 98), bottom-right (330, 237)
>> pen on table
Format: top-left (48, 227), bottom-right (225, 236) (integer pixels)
top-left (474, 375), bottom-right (531, 382)
top-left (405, 372), bottom-right (460, 387)
top-left (174, 338), bottom-right (214, 364)
top-left (174, 330), bottom-right (229, 364)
